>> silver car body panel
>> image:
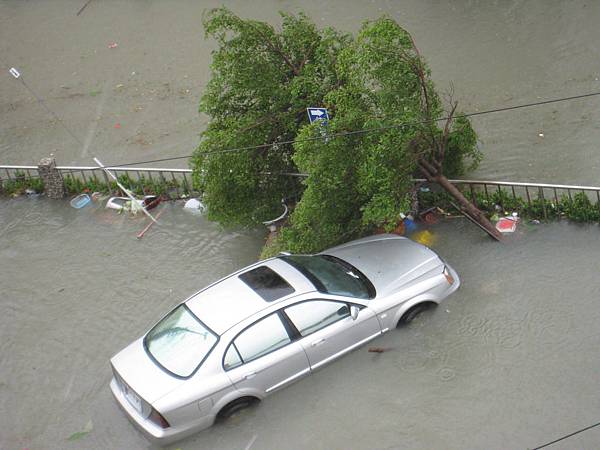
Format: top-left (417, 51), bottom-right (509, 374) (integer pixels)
top-left (226, 340), bottom-right (310, 394)
top-left (186, 258), bottom-right (315, 335)
top-left (111, 338), bottom-right (182, 403)
top-left (110, 234), bottom-right (460, 444)
top-left (295, 305), bottom-right (381, 370)
top-left (323, 234), bottom-right (441, 297)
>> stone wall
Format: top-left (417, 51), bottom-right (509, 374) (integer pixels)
top-left (38, 157), bottom-right (65, 199)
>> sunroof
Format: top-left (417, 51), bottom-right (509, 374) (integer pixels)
top-left (238, 266), bottom-right (295, 302)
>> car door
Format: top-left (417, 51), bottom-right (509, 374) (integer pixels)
top-left (283, 299), bottom-right (381, 370)
top-left (224, 313), bottom-right (310, 395)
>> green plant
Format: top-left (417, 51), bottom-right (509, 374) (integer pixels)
top-left (193, 9), bottom-right (481, 255)
top-left (2, 171), bottom-right (45, 196)
top-left (562, 192), bottom-right (600, 222)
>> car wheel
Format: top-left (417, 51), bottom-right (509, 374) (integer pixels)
top-left (217, 397), bottom-right (260, 421)
top-left (398, 302), bottom-right (436, 326)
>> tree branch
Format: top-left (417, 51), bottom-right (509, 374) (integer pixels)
top-left (245, 22), bottom-right (300, 75)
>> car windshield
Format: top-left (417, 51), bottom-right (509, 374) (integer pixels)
top-left (145, 304), bottom-right (217, 378)
top-left (281, 255), bottom-right (375, 299)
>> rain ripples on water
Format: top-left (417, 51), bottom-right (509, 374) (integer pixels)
top-left (1, 198), bottom-right (600, 449)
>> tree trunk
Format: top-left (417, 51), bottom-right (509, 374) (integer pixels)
top-left (417, 160), bottom-right (503, 241)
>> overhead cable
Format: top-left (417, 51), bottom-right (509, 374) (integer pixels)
top-left (105, 90), bottom-right (600, 168)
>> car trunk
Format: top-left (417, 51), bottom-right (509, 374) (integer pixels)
top-left (111, 337), bottom-right (183, 405)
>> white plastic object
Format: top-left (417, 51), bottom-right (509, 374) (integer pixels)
top-left (184, 198), bottom-right (206, 212)
top-left (9, 67), bottom-right (21, 79)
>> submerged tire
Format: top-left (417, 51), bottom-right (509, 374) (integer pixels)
top-left (217, 397), bottom-right (259, 421)
top-left (398, 302), bottom-right (436, 326)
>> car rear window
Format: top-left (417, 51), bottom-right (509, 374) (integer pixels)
top-left (238, 266), bottom-right (295, 302)
top-left (144, 304), bottom-right (217, 378)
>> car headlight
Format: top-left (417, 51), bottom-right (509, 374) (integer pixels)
top-left (443, 266), bottom-right (455, 285)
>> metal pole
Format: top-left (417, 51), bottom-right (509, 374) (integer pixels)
top-left (539, 187), bottom-right (548, 220)
top-left (93, 158), bottom-right (157, 222)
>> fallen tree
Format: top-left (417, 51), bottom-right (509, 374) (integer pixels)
top-left (192, 8), bottom-right (501, 254)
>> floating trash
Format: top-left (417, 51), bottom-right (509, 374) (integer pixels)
top-left (70, 193), bottom-right (91, 209)
top-left (67, 419), bottom-right (93, 441)
top-left (495, 216), bottom-right (518, 233)
top-left (184, 198), bottom-right (206, 213)
top-left (106, 196), bottom-right (140, 211)
top-left (403, 217), bottom-right (418, 234)
top-left (106, 195), bottom-right (160, 213)
top-left (412, 230), bottom-right (437, 247)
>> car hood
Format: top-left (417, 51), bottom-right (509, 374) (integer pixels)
top-left (111, 337), bottom-right (183, 405)
top-left (322, 234), bottom-right (442, 297)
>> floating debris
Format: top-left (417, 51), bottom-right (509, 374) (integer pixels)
top-left (403, 217), bottom-right (417, 234)
top-left (70, 193), bottom-right (91, 209)
top-left (412, 230), bottom-right (437, 247)
top-left (184, 198), bottom-right (206, 213)
top-left (106, 195), bottom-right (160, 213)
top-left (368, 347), bottom-right (392, 353)
top-left (67, 420), bottom-right (93, 441)
top-left (137, 209), bottom-right (164, 239)
top-left (495, 215), bottom-right (519, 233)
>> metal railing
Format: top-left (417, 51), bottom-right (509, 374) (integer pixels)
top-left (2, 164), bottom-right (600, 217)
top-left (415, 178), bottom-right (600, 220)
top-left (1, 164), bottom-right (197, 196)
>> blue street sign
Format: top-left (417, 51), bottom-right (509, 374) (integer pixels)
top-left (307, 107), bottom-right (329, 125)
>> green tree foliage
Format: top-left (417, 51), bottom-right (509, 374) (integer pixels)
top-left (192, 9), bottom-right (481, 253)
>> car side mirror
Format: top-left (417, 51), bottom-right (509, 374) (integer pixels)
top-left (350, 305), bottom-right (360, 320)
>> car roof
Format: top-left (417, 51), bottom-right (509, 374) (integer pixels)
top-left (185, 258), bottom-right (315, 335)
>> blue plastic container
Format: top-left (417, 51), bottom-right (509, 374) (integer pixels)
top-left (70, 194), bottom-right (91, 209)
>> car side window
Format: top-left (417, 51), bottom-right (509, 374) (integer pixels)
top-left (223, 344), bottom-right (243, 370)
top-left (285, 300), bottom-right (350, 337)
top-left (232, 314), bottom-right (291, 365)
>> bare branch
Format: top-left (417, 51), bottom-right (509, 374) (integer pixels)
top-left (439, 101), bottom-right (458, 162)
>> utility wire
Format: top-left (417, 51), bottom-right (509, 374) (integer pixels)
top-left (104, 90), bottom-right (600, 168)
top-left (4, 64), bottom-right (85, 147)
top-left (530, 420), bottom-right (600, 450)
top-left (5, 62), bottom-right (600, 168)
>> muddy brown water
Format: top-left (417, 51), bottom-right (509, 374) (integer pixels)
top-left (1, 1), bottom-right (600, 449)
top-left (1, 199), bottom-right (599, 450)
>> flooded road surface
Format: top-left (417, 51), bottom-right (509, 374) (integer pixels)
top-left (1, 199), bottom-right (599, 450)
top-left (2, 1), bottom-right (600, 184)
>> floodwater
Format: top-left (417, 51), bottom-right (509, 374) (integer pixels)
top-left (2, 1), bottom-right (600, 182)
top-left (1, 199), bottom-right (599, 450)
top-left (1, 1), bottom-right (600, 449)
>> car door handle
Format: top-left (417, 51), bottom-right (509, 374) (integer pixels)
top-left (311, 338), bottom-right (325, 347)
top-left (242, 372), bottom-right (256, 380)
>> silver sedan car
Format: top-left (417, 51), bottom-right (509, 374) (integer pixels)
top-left (110, 234), bottom-right (460, 444)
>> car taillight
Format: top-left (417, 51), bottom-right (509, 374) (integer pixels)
top-left (148, 408), bottom-right (170, 429)
top-left (443, 266), bottom-right (455, 285)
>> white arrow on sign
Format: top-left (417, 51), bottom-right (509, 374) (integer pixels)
top-left (310, 109), bottom-right (325, 117)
